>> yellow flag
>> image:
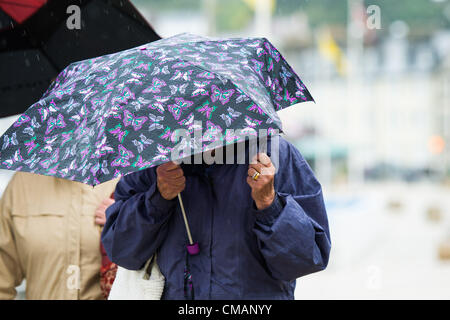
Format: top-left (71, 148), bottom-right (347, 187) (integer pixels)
top-left (318, 29), bottom-right (347, 76)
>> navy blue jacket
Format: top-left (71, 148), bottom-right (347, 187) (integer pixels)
top-left (102, 137), bottom-right (331, 299)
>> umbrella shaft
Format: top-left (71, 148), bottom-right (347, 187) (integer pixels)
top-left (178, 193), bottom-right (194, 245)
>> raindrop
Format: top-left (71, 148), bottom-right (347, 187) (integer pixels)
top-left (25, 59), bottom-right (30, 67)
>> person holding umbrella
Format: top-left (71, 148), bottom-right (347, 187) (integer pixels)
top-left (102, 135), bottom-right (331, 300)
top-left (0, 33), bottom-right (331, 299)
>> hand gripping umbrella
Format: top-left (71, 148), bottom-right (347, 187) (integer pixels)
top-left (0, 32), bottom-right (314, 254)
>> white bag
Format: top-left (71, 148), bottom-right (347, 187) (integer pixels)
top-left (108, 255), bottom-right (165, 300)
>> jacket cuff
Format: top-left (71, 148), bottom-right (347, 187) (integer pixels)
top-left (253, 193), bottom-right (284, 225)
top-left (148, 189), bottom-right (176, 215)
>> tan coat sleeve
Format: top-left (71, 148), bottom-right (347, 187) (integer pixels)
top-left (0, 174), bottom-right (24, 299)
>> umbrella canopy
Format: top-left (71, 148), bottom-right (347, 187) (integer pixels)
top-left (0, 0), bottom-right (46, 24)
top-left (0, 8), bottom-right (14, 30)
top-left (0, 0), bottom-right (160, 117)
top-left (0, 33), bottom-right (314, 186)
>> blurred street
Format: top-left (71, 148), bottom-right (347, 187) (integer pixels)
top-left (296, 182), bottom-right (450, 299)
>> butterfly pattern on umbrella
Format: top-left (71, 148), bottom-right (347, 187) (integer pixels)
top-left (0, 33), bottom-right (314, 185)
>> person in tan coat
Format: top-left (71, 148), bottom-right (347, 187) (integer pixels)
top-left (0, 172), bottom-right (117, 300)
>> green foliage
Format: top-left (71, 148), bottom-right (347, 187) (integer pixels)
top-left (368, 0), bottom-right (449, 34)
top-left (216, 0), bottom-right (254, 31)
top-left (275, 0), bottom-right (348, 26)
top-left (131, 0), bottom-right (448, 36)
top-left (131, 0), bottom-right (201, 11)
top-left (274, 0), bottom-right (448, 35)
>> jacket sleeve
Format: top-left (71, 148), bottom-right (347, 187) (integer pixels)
top-left (0, 174), bottom-right (25, 299)
top-left (252, 139), bottom-right (331, 281)
top-left (101, 168), bottom-right (176, 270)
